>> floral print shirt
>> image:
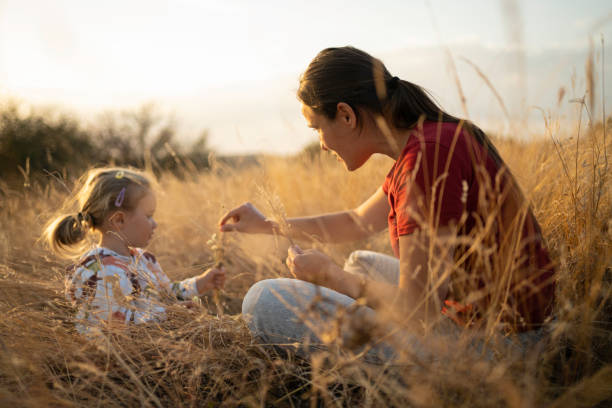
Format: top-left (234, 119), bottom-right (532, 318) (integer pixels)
top-left (65, 247), bottom-right (198, 335)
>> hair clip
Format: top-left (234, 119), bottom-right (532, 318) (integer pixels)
top-left (115, 171), bottom-right (125, 179)
top-left (115, 187), bottom-right (126, 207)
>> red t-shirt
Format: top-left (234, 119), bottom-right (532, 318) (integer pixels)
top-left (382, 121), bottom-right (555, 331)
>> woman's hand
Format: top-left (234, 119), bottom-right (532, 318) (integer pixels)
top-left (285, 245), bottom-right (334, 286)
top-left (195, 267), bottom-right (226, 294)
top-left (219, 202), bottom-right (275, 234)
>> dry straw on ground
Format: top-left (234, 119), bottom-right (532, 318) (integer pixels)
top-left (0, 113), bottom-right (610, 407)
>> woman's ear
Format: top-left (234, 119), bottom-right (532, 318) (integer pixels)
top-left (336, 102), bottom-right (357, 128)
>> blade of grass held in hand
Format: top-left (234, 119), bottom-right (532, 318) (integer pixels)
top-left (256, 185), bottom-right (295, 246)
top-left (207, 232), bottom-right (225, 317)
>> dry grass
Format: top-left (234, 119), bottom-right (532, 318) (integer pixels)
top-left (0, 117), bottom-right (610, 407)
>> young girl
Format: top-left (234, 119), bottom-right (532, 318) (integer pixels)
top-left (45, 167), bottom-right (225, 335)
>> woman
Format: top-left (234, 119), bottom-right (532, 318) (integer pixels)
top-left (219, 46), bottom-right (555, 360)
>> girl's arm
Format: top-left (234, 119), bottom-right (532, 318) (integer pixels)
top-left (287, 227), bottom-right (454, 330)
top-left (219, 187), bottom-right (390, 243)
top-left (170, 267), bottom-right (226, 300)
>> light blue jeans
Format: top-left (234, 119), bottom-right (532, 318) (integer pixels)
top-left (241, 250), bottom-right (545, 363)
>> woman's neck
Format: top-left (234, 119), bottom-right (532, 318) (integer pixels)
top-left (359, 111), bottom-right (413, 160)
top-left (99, 232), bottom-right (131, 256)
top-left (369, 124), bottom-right (413, 160)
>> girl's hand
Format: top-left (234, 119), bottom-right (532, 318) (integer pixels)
top-left (218, 202), bottom-right (275, 234)
top-left (286, 245), bottom-right (334, 286)
top-left (196, 267), bottom-right (226, 294)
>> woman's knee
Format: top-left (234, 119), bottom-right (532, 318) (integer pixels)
top-left (344, 250), bottom-right (376, 273)
top-left (242, 278), bottom-right (278, 317)
top-left (344, 250), bottom-right (399, 285)
top-left (242, 278), bottom-right (313, 323)
top-left (241, 278), bottom-right (322, 345)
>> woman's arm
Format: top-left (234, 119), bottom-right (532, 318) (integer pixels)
top-left (219, 187), bottom-right (390, 243)
top-left (287, 227), bottom-right (454, 330)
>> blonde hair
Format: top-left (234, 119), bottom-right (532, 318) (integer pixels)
top-left (43, 167), bottom-right (153, 258)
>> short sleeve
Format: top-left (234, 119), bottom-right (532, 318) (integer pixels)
top-left (394, 142), bottom-right (468, 236)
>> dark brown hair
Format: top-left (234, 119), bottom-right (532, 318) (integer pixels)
top-left (297, 46), bottom-right (503, 166)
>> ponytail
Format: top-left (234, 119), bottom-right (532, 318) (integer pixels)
top-left (44, 213), bottom-right (93, 258)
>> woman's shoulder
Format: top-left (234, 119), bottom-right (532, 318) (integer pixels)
top-left (415, 121), bottom-right (470, 146)
top-left (395, 121), bottom-right (464, 161)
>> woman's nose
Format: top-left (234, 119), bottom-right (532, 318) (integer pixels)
top-left (320, 141), bottom-right (328, 151)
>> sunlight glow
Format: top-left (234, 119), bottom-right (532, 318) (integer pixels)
top-left (0, 0), bottom-right (610, 153)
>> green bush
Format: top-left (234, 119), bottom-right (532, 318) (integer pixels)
top-left (0, 104), bottom-right (97, 184)
top-left (0, 103), bottom-right (212, 187)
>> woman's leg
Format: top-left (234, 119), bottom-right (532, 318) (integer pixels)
top-left (241, 278), bottom-right (394, 361)
top-left (343, 250), bottom-right (399, 285)
top-left (242, 251), bottom-right (547, 362)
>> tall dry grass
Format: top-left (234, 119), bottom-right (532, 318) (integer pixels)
top-left (0, 116), bottom-right (610, 406)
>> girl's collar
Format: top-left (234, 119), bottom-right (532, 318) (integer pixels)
top-left (98, 246), bottom-right (138, 259)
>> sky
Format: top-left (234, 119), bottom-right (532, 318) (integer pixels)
top-left (0, 0), bottom-right (611, 154)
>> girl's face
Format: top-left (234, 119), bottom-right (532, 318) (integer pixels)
top-left (121, 190), bottom-right (158, 248)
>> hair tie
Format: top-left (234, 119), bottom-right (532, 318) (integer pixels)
top-left (115, 171), bottom-right (125, 179)
top-left (387, 76), bottom-right (400, 92)
top-left (76, 211), bottom-right (92, 228)
top-left (115, 187), bottom-right (126, 207)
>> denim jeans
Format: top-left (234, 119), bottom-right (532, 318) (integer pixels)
top-left (241, 250), bottom-right (545, 363)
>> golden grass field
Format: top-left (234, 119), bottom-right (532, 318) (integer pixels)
top-left (0, 116), bottom-right (610, 407)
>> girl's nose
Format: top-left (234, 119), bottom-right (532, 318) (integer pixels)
top-left (152, 219), bottom-right (158, 229)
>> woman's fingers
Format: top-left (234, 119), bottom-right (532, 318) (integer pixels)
top-left (286, 245), bottom-right (307, 278)
top-left (219, 207), bottom-right (242, 227)
top-left (284, 247), bottom-right (332, 285)
top-left (218, 202), bottom-right (269, 233)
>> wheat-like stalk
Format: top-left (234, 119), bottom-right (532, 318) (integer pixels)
top-left (207, 232), bottom-right (225, 317)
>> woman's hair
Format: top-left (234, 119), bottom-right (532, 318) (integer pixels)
top-left (297, 46), bottom-right (503, 166)
top-left (44, 167), bottom-right (152, 258)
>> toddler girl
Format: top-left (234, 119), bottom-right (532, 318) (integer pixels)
top-left (44, 167), bottom-right (225, 335)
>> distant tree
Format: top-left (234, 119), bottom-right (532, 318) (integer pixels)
top-left (93, 103), bottom-right (182, 169)
top-left (0, 102), bottom-right (213, 186)
top-left (91, 103), bottom-right (211, 174)
top-left (0, 103), bottom-right (97, 185)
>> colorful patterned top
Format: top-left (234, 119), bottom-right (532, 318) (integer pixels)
top-left (65, 247), bottom-right (198, 335)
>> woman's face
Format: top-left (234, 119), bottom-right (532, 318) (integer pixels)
top-left (301, 103), bottom-right (370, 171)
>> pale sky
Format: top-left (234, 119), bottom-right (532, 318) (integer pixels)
top-left (1, 0), bottom-right (611, 154)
